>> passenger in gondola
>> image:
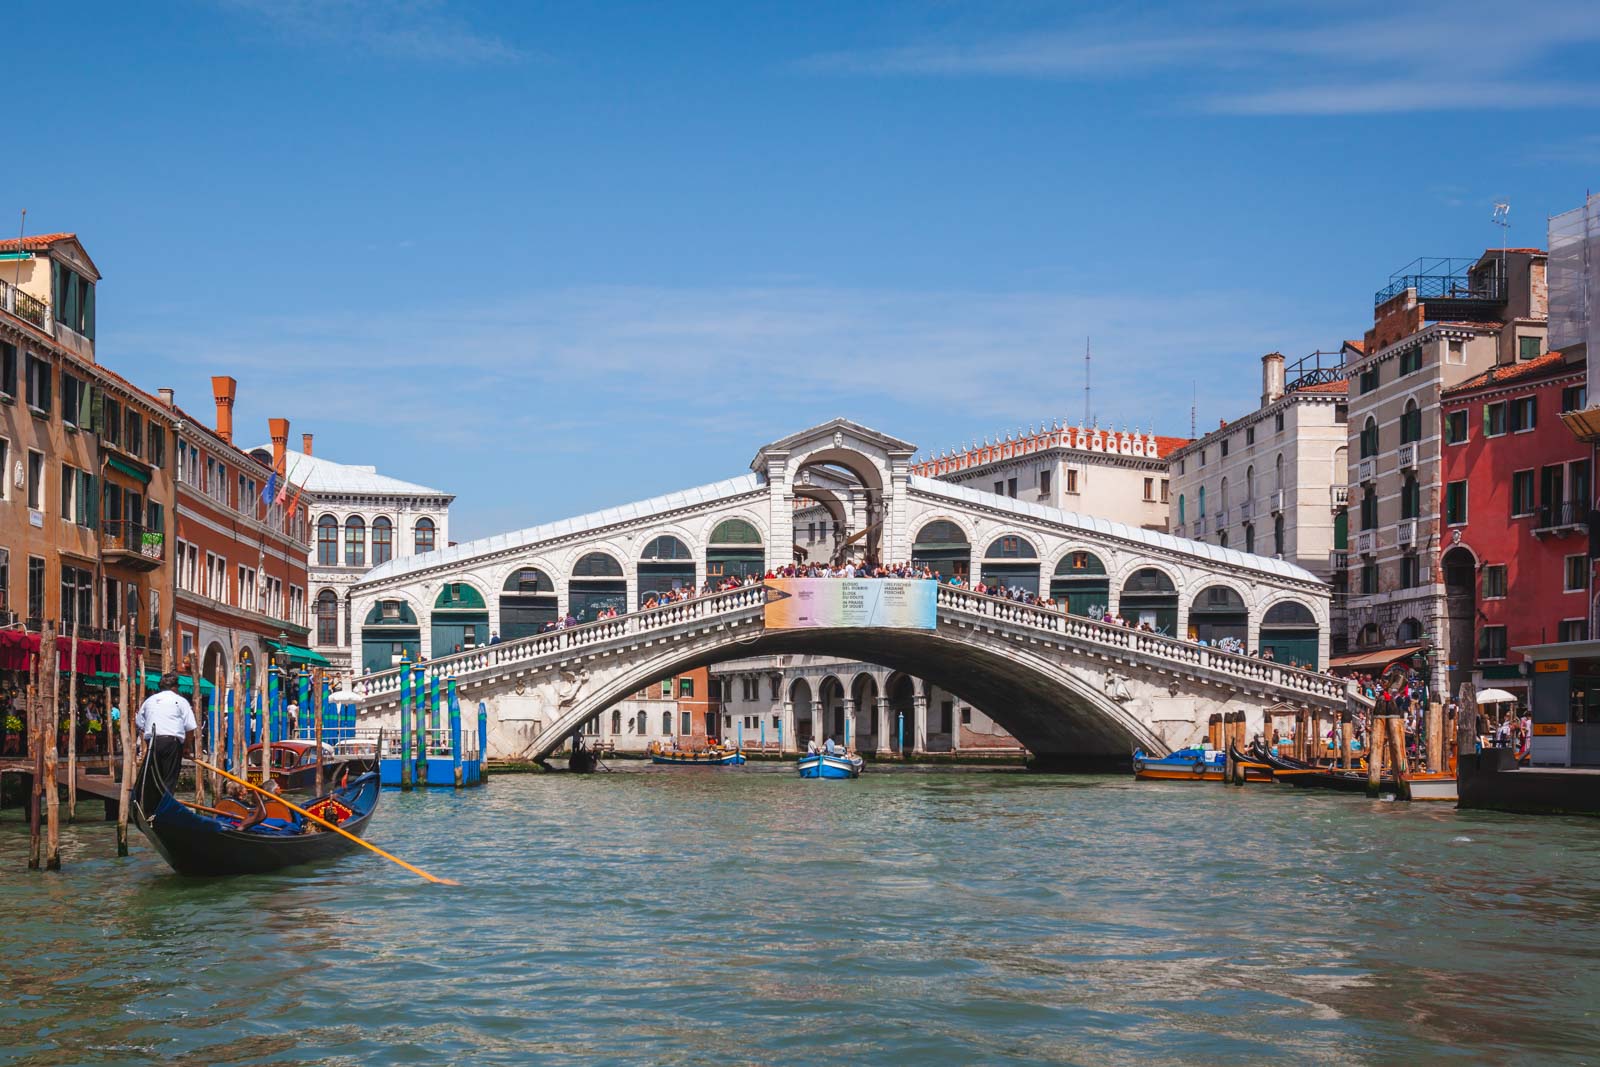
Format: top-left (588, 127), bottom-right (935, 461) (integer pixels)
top-left (823, 736), bottom-right (838, 756)
top-left (135, 673), bottom-right (197, 801)
top-left (806, 737), bottom-right (818, 755)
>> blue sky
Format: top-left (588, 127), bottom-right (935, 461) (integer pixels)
top-left (13, 1), bottom-right (1600, 539)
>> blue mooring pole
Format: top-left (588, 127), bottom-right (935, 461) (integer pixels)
top-left (399, 663), bottom-right (412, 791)
top-left (898, 710), bottom-right (904, 756)
top-left (224, 688), bottom-right (235, 772)
top-left (419, 667), bottom-right (433, 787)
top-left (478, 701), bottom-right (489, 782)
top-left (449, 678), bottom-right (463, 788)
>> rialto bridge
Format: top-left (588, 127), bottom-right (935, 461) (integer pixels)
top-left (349, 420), bottom-right (1353, 767)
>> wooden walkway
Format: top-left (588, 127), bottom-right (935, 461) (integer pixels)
top-left (0, 757), bottom-right (124, 810)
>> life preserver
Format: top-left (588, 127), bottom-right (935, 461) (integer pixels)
top-left (1132, 759), bottom-right (1145, 774)
top-left (1192, 760), bottom-right (1208, 776)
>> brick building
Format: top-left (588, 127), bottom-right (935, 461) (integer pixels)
top-left (1438, 349), bottom-right (1590, 706)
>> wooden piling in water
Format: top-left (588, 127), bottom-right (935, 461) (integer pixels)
top-left (67, 626), bottom-right (79, 822)
top-left (27, 655), bottom-right (43, 869)
top-left (44, 624), bottom-right (61, 870)
top-left (115, 627), bottom-right (133, 857)
top-left (1425, 700), bottom-right (1443, 774)
top-left (313, 668), bottom-right (325, 797)
top-left (1340, 709), bottom-right (1353, 771)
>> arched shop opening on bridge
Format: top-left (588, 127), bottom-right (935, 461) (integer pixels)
top-left (363, 599), bottom-right (420, 674)
top-left (1261, 601), bottom-right (1320, 667)
top-left (789, 677), bottom-right (815, 745)
top-left (501, 568), bottom-right (557, 639)
top-left (432, 583), bottom-right (489, 654)
top-left (638, 535), bottom-right (695, 605)
top-left (981, 535), bottom-right (1039, 595)
top-left (1050, 550), bottom-right (1109, 617)
top-left (885, 671), bottom-right (917, 752)
top-left (1121, 567), bottom-right (1177, 634)
top-left (707, 519), bottom-right (763, 581)
top-left (570, 552), bottom-right (626, 622)
top-left (851, 673), bottom-right (880, 750)
top-left (1188, 585), bottom-right (1247, 646)
top-left (911, 520), bottom-right (970, 581)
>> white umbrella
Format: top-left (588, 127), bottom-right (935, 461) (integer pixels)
top-left (327, 688), bottom-right (362, 704)
top-left (1475, 688), bottom-right (1518, 704)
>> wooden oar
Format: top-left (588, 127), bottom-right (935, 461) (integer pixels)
top-left (195, 759), bottom-right (458, 886)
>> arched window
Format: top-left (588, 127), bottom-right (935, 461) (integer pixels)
top-left (1397, 617), bottom-right (1424, 643)
top-left (1401, 475), bottom-right (1420, 519)
top-left (640, 535), bottom-right (692, 560)
top-left (1275, 453), bottom-right (1285, 491)
top-left (1245, 465), bottom-right (1255, 502)
top-left (912, 520), bottom-right (970, 580)
top-left (414, 517), bottom-right (436, 554)
top-left (1178, 494), bottom-right (1186, 525)
top-left (1198, 486), bottom-right (1207, 516)
top-left (1220, 476), bottom-right (1230, 512)
top-left (708, 518), bottom-right (763, 580)
top-left (611, 709), bottom-right (621, 734)
top-left (1219, 530), bottom-right (1229, 548)
top-left (662, 710), bottom-right (673, 735)
top-left (571, 552), bottom-right (626, 621)
top-left (572, 552), bottom-right (624, 577)
top-left (344, 516), bottom-right (366, 567)
top-left (1360, 417), bottom-right (1379, 458)
top-left (984, 536), bottom-right (1037, 559)
top-left (640, 535), bottom-right (695, 604)
top-left (371, 516), bottom-right (393, 565)
top-left (1273, 514), bottom-right (1285, 555)
top-left (1244, 524), bottom-right (1255, 553)
top-left (1400, 400), bottom-right (1422, 445)
top-left (500, 568), bottom-right (557, 638)
top-left (1262, 601), bottom-right (1320, 668)
top-left (709, 519), bottom-right (761, 545)
top-left (1050, 551), bottom-right (1109, 616)
top-left (315, 589), bottom-right (339, 645)
top-left (637, 711), bottom-right (648, 735)
top-left (316, 515), bottom-right (338, 566)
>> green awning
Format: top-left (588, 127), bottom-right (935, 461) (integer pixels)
top-left (266, 640), bottom-right (330, 667)
top-left (1479, 664), bottom-right (1524, 680)
top-left (84, 671), bottom-right (214, 696)
top-left (106, 456), bottom-right (150, 484)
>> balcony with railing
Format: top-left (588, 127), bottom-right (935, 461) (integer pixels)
top-left (102, 520), bottom-right (165, 571)
top-left (1330, 549), bottom-right (1349, 571)
top-left (1270, 489), bottom-right (1285, 514)
top-left (1239, 499), bottom-right (1254, 521)
top-left (1534, 501), bottom-right (1588, 536)
top-left (1330, 484), bottom-right (1349, 508)
top-left (1358, 458), bottom-right (1376, 483)
top-left (1396, 518), bottom-right (1417, 547)
top-left (1357, 529), bottom-right (1377, 555)
top-left (1375, 256), bottom-right (1506, 322)
top-left (1397, 443), bottom-right (1416, 470)
top-left (1192, 515), bottom-right (1207, 536)
top-left (0, 278), bottom-right (50, 331)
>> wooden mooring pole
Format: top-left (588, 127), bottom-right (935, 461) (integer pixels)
top-left (67, 625), bottom-right (79, 821)
top-left (44, 623), bottom-right (61, 869)
top-left (116, 627), bottom-right (133, 857)
top-left (27, 652), bottom-right (43, 870)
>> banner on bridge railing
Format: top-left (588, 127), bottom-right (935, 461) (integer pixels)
top-left (763, 579), bottom-right (936, 630)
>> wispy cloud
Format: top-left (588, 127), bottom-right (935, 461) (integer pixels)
top-left (218, 0), bottom-right (523, 63)
top-left (802, 1), bottom-right (1600, 116)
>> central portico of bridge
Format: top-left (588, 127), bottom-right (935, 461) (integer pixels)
top-left (348, 419), bottom-right (1349, 765)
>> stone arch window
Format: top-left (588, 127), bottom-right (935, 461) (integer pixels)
top-left (1275, 452), bottom-right (1285, 491)
top-left (1262, 600), bottom-right (1320, 668)
top-left (1400, 399), bottom-right (1422, 445)
top-left (1397, 616), bottom-right (1424, 643)
top-left (414, 517), bottom-right (436, 554)
top-left (912, 520), bottom-right (970, 580)
top-left (361, 599), bottom-right (420, 674)
top-left (981, 535), bottom-right (1039, 595)
top-left (1360, 417), bottom-right (1379, 458)
top-left (640, 535), bottom-right (695, 604)
top-left (1245, 465), bottom-right (1255, 502)
top-left (501, 567), bottom-right (557, 639)
top-left (371, 516), bottom-right (394, 566)
top-left (344, 516), bottom-right (366, 567)
top-left (315, 589), bottom-right (339, 646)
top-left (571, 552), bottom-right (626, 621)
top-left (316, 515), bottom-right (338, 566)
top-left (1220, 476), bottom-right (1230, 512)
top-left (611, 709), bottom-right (621, 735)
top-left (1273, 514), bottom-right (1285, 555)
top-left (1357, 622), bottom-right (1382, 648)
top-left (708, 519), bottom-right (763, 581)
top-left (662, 710), bottom-right (673, 736)
top-left (1119, 567), bottom-right (1178, 634)
top-left (1050, 550), bottom-right (1108, 616)
top-left (1178, 494), bottom-right (1186, 526)
top-left (1244, 523), bottom-right (1255, 554)
top-left (432, 583), bottom-right (489, 654)
top-left (637, 711), bottom-right (648, 735)
top-left (1198, 485), bottom-right (1207, 517)
top-left (1189, 585), bottom-right (1247, 645)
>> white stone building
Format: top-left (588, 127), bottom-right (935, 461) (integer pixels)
top-left (1166, 352), bottom-right (1349, 663)
top-left (247, 434), bottom-right (454, 676)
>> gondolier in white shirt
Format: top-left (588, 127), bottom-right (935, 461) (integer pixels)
top-left (135, 673), bottom-right (197, 801)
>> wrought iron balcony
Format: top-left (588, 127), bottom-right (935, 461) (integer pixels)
top-left (0, 279), bottom-right (50, 331)
top-left (1375, 256), bottom-right (1506, 322)
top-left (102, 519), bottom-right (165, 571)
top-left (1533, 501), bottom-right (1587, 536)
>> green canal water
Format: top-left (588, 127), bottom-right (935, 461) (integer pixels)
top-left (2, 768), bottom-right (1599, 1066)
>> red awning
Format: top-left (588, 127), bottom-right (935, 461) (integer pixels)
top-left (1328, 645), bottom-right (1426, 674)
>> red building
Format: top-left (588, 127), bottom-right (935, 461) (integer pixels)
top-left (1439, 348), bottom-right (1590, 706)
top-left (169, 375), bottom-right (315, 690)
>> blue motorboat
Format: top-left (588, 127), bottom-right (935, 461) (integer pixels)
top-left (797, 752), bottom-right (864, 779)
top-left (1131, 746), bottom-right (1226, 782)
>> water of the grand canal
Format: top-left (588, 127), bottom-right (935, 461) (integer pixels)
top-left (3, 768), bottom-right (1599, 1066)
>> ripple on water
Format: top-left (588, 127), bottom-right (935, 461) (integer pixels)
top-left (2, 772), bottom-right (1599, 1065)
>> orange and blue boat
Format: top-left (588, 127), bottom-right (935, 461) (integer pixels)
top-left (1132, 746), bottom-right (1226, 782)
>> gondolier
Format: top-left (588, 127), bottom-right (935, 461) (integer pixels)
top-left (136, 673), bottom-right (197, 801)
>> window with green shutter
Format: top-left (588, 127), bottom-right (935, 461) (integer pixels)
top-left (1445, 480), bottom-right (1468, 524)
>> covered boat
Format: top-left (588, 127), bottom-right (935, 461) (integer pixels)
top-left (133, 770), bottom-right (381, 877)
top-left (1132, 746), bottom-right (1226, 782)
top-left (797, 751), bottom-right (863, 779)
top-left (649, 743), bottom-right (746, 766)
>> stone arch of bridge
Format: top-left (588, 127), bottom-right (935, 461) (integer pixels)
top-left (526, 624), bottom-right (1166, 767)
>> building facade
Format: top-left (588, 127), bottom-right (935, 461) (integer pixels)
top-left (1342, 248), bottom-right (1549, 697)
top-left (0, 233), bottom-right (176, 667)
top-left (170, 376), bottom-right (313, 689)
top-left (1167, 353), bottom-right (1348, 633)
top-left (1437, 350), bottom-right (1589, 707)
top-left (255, 436), bottom-right (454, 677)
top-left (581, 666), bottom-right (713, 752)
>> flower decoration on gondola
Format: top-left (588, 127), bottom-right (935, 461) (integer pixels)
top-left (307, 797), bottom-right (355, 824)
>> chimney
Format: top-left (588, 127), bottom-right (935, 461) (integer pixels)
top-left (301, 432), bottom-right (314, 456)
top-left (1261, 352), bottom-right (1286, 407)
top-left (158, 387), bottom-right (174, 408)
top-left (210, 376), bottom-right (237, 444)
top-left (268, 418), bottom-right (290, 474)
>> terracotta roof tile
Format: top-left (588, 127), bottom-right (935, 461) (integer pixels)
top-left (0, 233), bottom-right (75, 252)
top-left (1292, 379), bottom-right (1349, 395)
top-left (1442, 352), bottom-right (1579, 396)
top-left (1152, 435), bottom-right (1191, 457)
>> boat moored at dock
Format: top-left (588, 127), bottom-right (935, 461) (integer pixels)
top-left (797, 751), bottom-right (863, 779)
top-left (1132, 746), bottom-right (1226, 782)
top-left (648, 742), bottom-right (747, 766)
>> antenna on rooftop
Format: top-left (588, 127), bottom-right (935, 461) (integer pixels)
top-left (11, 209), bottom-right (24, 292)
top-left (1190, 381), bottom-right (1197, 439)
top-left (1492, 201), bottom-right (1511, 280)
top-left (1084, 337), bottom-right (1092, 428)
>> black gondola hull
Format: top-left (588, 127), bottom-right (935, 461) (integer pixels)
top-left (134, 773), bottom-right (380, 877)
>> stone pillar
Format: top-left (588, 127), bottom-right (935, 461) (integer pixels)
top-left (781, 700), bottom-right (796, 754)
top-left (875, 697), bottom-right (892, 756)
top-left (913, 692), bottom-right (928, 754)
top-left (765, 452), bottom-right (793, 570)
top-left (1246, 609), bottom-right (1261, 656)
top-left (842, 697), bottom-right (855, 750)
top-left (1174, 598), bottom-right (1190, 642)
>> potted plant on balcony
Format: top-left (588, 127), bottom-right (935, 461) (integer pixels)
top-left (3, 712), bottom-right (21, 755)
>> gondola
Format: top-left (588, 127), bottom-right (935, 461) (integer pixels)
top-left (1226, 742), bottom-right (1275, 783)
top-left (133, 767), bottom-right (381, 877)
top-left (1253, 743), bottom-right (1397, 793)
